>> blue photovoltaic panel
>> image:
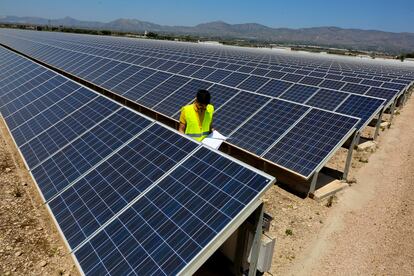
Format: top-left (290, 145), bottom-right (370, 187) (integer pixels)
top-left (341, 76), bottom-right (362, 83)
top-left (340, 83), bottom-right (370, 94)
top-left (324, 74), bottom-right (343, 80)
top-left (361, 79), bottom-right (383, 87)
top-left (213, 92), bottom-right (269, 136)
top-left (220, 72), bottom-right (249, 87)
top-left (99, 65), bottom-right (137, 90)
top-left (111, 67), bottom-right (156, 95)
top-left (19, 96), bottom-right (120, 168)
top-left (336, 95), bottom-right (385, 129)
top-left (238, 66), bottom-right (255, 74)
top-left (381, 82), bottom-right (405, 91)
top-left (237, 76), bottom-right (270, 92)
top-left (9, 86), bottom-right (96, 147)
top-left (264, 109), bottom-right (359, 177)
top-left (207, 84), bottom-right (240, 110)
top-left (265, 70), bottom-right (286, 79)
top-left (191, 67), bottom-right (216, 79)
top-left (251, 68), bottom-right (270, 76)
top-left (0, 75), bottom-right (68, 119)
top-left (280, 84), bottom-right (319, 103)
top-left (282, 73), bottom-right (304, 82)
top-left (74, 146), bottom-right (272, 275)
top-left (365, 87), bottom-right (398, 102)
top-left (309, 72), bottom-right (326, 78)
top-left (166, 62), bottom-right (189, 74)
top-left (154, 79), bottom-right (212, 117)
top-left (92, 63), bottom-right (131, 86)
top-left (319, 79), bottom-right (345, 90)
top-left (305, 89), bottom-right (349, 111)
top-left (178, 64), bottom-right (202, 76)
top-left (122, 71), bottom-right (172, 101)
top-left (204, 69), bottom-right (232, 83)
top-left (256, 79), bottom-right (292, 97)
top-left (230, 100), bottom-right (310, 155)
top-left (48, 123), bottom-right (198, 249)
top-left (0, 69), bottom-right (57, 109)
top-left (137, 75), bottom-right (191, 108)
top-left (299, 76), bottom-right (323, 86)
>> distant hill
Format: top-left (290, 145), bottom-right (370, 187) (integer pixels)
top-left (1, 15), bottom-right (414, 54)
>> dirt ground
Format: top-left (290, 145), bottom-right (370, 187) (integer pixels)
top-left (277, 92), bottom-right (414, 275)
top-left (0, 121), bottom-right (78, 276)
top-left (0, 90), bottom-right (413, 275)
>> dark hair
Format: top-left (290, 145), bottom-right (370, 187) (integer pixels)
top-left (196, 89), bottom-right (211, 105)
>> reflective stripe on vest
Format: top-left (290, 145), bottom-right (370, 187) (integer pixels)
top-left (184, 104), bottom-right (214, 142)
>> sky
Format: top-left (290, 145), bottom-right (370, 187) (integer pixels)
top-left (1, 0), bottom-right (414, 33)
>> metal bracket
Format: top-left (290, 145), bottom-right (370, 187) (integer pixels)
top-left (248, 203), bottom-right (264, 276)
top-left (373, 107), bottom-right (384, 140)
top-left (343, 131), bottom-right (360, 181)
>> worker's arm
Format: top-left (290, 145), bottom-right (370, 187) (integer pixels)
top-left (179, 122), bottom-right (186, 134)
top-left (179, 108), bottom-right (186, 134)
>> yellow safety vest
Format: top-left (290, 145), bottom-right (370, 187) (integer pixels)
top-left (183, 104), bottom-right (214, 141)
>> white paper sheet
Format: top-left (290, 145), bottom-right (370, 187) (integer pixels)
top-left (201, 130), bottom-right (227, 150)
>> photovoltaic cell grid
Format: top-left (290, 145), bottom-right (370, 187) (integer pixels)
top-left (264, 109), bottom-right (359, 177)
top-left (75, 147), bottom-right (272, 275)
top-left (0, 48), bottom-right (275, 275)
top-left (0, 34), bottom-right (368, 179)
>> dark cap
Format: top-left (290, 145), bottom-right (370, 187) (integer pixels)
top-left (196, 89), bottom-right (211, 105)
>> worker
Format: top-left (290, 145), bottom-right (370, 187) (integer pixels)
top-left (179, 89), bottom-right (214, 141)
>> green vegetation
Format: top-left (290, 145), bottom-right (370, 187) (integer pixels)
top-left (397, 52), bottom-right (414, 62)
top-left (285, 229), bottom-right (293, 236)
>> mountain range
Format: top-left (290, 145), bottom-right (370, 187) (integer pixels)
top-left (1, 15), bottom-right (413, 54)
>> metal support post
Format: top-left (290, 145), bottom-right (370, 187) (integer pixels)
top-left (308, 170), bottom-right (320, 196)
top-left (388, 99), bottom-right (397, 126)
top-left (248, 203), bottom-right (264, 276)
top-left (233, 226), bottom-right (247, 276)
top-left (373, 108), bottom-right (384, 140)
top-left (343, 131), bottom-right (360, 181)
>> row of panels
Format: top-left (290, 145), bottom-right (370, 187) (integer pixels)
top-left (0, 43), bottom-right (362, 178)
top-left (0, 46), bottom-right (275, 275)
top-left (0, 30), bottom-right (406, 107)
top-left (6, 28), bottom-right (414, 82)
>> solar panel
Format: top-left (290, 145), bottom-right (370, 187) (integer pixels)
top-left (365, 87), bottom-right (398, 102)
top-left (256, 79), bottom-right (292, 97)
top-left (280, 84), bottom-right (319, 103)
top-left (263, 109), bottom-right (359, 177)
top-left (137, 75), bottom-right (191, 108)
top-left (237, 75), bottom-right (270, 92)
top-left (19, 96), bottom-right (120, 168)
top-left (122, 71), bottom-right (172, 101)
top-left (207, 84), bottom-right (240, 110)
top-left (230, 99), bottom-right (310, 155)
top-left (319, 79), bottom-right (345, 90)
top-left (74, 146), bottom-right (272, 275)
top-left (299, 76), bottom-right (323, 86)
top-left (204, 69), bottom-right (232, 83)
top-left (282, 73), bottom-right (304, 82)
top-left (154, 79), bottom-right (212, 117)
top-left (220, 72), bottom-right (250, 87)
top-left (265, 70), bottom-right (286, 79)
top-left (361, 79), bottom-right (383, 87)
top-left (111, 67), bottom-right (155, 95)
top-left (340, 83), bottom-right (370, 94)
top-left (336, 95), bottom-right (385, 129)
top-left (381, 82), bottom-right (405, 91)
top-left (9, 85), bottom-right (94, 147)
top-left (48, 123), bottom-right (198, 249)
top-left (213, 92), bottom-right (269, 136)
top-left (191, 67), bottom-right (216, 79)
top-left (305, 89), bottom-right (349, 111)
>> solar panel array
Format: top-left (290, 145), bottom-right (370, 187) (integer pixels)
top-left (0, 47), bottom-right (275, 275)
top-left (0, 29), bottom-right (371, 178)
